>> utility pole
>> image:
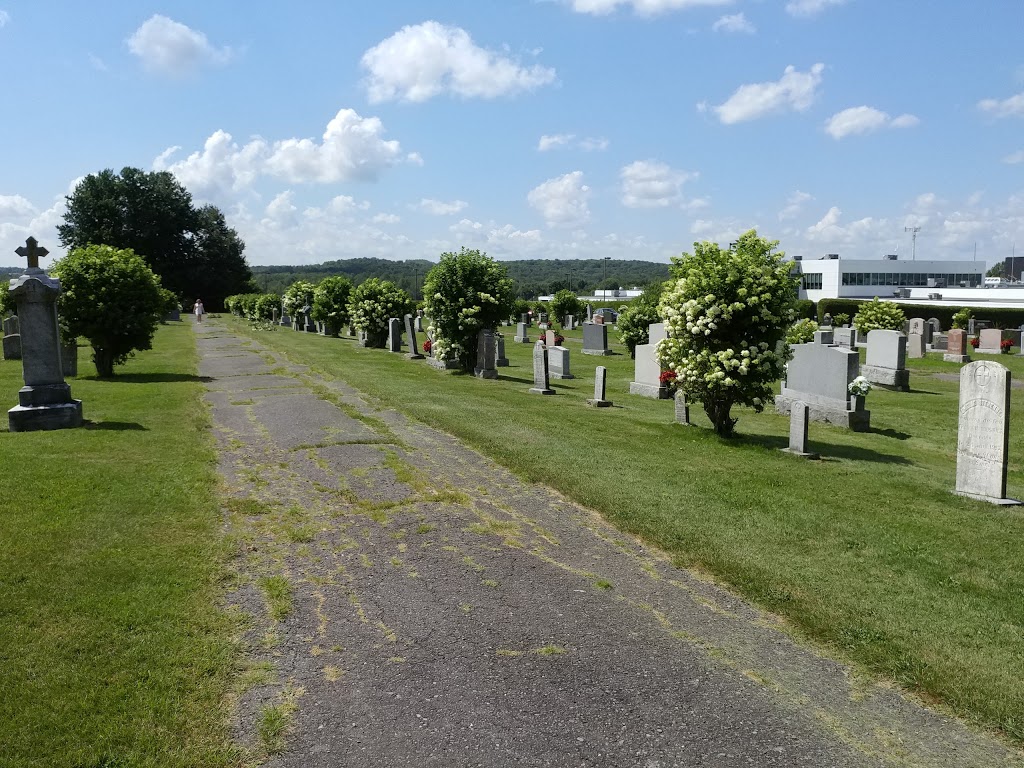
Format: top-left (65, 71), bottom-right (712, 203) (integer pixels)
top-left (905, 226), bottom-right (921, 261)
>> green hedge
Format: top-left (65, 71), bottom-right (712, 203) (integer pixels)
top-left (817, 298), bottom-right (1024, 330)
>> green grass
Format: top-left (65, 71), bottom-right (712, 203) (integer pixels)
top-left (235, 319), bottom-right (1024, 744)
top-left (0, 326), bottom-right (239, 768)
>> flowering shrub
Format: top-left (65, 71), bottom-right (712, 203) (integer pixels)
top-left (552, 331), bottom-right (565, 346)
top-left (656, 230), bottom-right (798, 437)
top-left (1001, 338), bottom-right (1013, 354)
top-left (951, 307), bottom-right (973, 330)
top-left (969, 336), bottom-right (980, 349)
top-left (832, 313), bottom-right (851, 327)
top-left (848, 376), bottom-right (872, 397)
top-left (423, 338), bottom-right (432, 354)
top-left (785, 318), bottom-right (819, 345)
top-left (347, 278), bottom-right (412, 348)
top-left (422, 248), bottom-right (515, 371)
top-left (852, 298), bottom-right (906, 335)
top-left (311, 276), bottom-right (353, 334)
top-left (616, 282), bottom-right (664, 358)
top-left (282, 280), bottom-right (316, 317)
top-left (550, 289), bottom-right (583, 327)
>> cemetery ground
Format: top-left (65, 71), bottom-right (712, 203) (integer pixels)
top-left (1, 318), bottom-right (1022, 767)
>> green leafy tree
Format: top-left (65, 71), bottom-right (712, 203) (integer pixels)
top-left (511, 298), bottom-right (531, 322)
top-left (422, 248), bottom-right (515, 370)
top-left (852, 298), bottom-right (906, 335)
top-left (348, 278), bottom-right (412, 348)
top-left (311, 276), bottom-right (354, 335)
top-left (58, 167), bottom-right (254, 309)
top-left (51, 245), bottom-right (166, 377)
top-left (951, 307), bottom-right (974, 330)
top-left (785, 318), bottom-right (819, 345)
top-left (282, 280), bottom-right (316, 318)
top-left (549, 289), bottom-right (583, 327)
top-left (656, 230), bottom-right (798, 437)
top-left (616, 282), bottom-right (665, 358)
top-left (987, 263), bottom-right (1006, 278)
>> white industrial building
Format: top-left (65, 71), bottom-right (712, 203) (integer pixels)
top-left (794, 255), bottom-right (985, 302)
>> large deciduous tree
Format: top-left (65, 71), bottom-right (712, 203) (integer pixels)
top-left (656, 230), bottom-right (798, 437)
top-left (52, 245), bottom-right (166, 377)
top-left (57, 167), bottom-right (254, 310)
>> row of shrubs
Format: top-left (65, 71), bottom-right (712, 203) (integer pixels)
top-left (817, 298), bottom-right (1024, 330)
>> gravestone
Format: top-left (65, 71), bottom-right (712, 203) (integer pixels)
top-left (674, 391), bottom-right (691, 426)
top-left (521, 313), bottom-right (530, 326)
top-left (781, 402), bottom-right (819, 459)
top-left (415, 309), bottom-right (424, 333)
top-left (822, 313), bottom-right (833, 327)
top-left (586, 304), bottom-right (593, 321)
top-left (565, 314), bottom-right (575, 330)
top-left (813, 329), bottom-right (834, 345)
top-left (2, 315), bottom-right (21, 360)
top-left (861, 330), bottom-right (909, 391)
top-left (474, 329), bottom-right (497, 379)
top-left (833, 327), bottom-right (858, 348)
top-left (932, 333), bottom-right (948, 351)
top-left (906, 332), bottom-right (925, 359)
top-left (976, 328), bottom-right (1003, 354)
top-left (776, 342), bottom-right (869, 430)
top-left (587, 366), bottom-right (612, 407)
top-left (494, 334), bottom-right (509, 367)
top-left (387, 318), bottom-right (403, 352)
top-left (514, 322), bottom-right (530, 343)
top-left (405, 314), bottom-right (424, 360)
top-left (545, 330), bottom-right (557, 347)
top-left (927, 317), bottom-right (942, 336)
top-left (582, 322), bottom-right (612, 355)
top-left (347, 322), bottom-right (356, 337)
top-left (954, 361), bottom-right (1019, 504)
top-left (967, 318), bottom-right (976, 336)
top-left (280, 314), bottom-right (291, 327)
top-left (303, 307), bottom-right (316, 333)
top-left (271, 308), bottom-right (278, 325)
top-left (944, 329), bottom-right (970, 363)
top-left (629, 323), bottom-right (669, 398)
top-left (908, 318), bottom-right (931, 344)
top-left (7, 237), bottom-right (83, 431)
top-left (528, 341), bottom-right (555, 395)
top-left (165, 308), bottom-right (181, 322)
top-left (548, 346), bottom-right (574, 379)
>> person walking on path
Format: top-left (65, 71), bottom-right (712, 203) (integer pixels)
top-left (193, 299), bottom-right (205, 323)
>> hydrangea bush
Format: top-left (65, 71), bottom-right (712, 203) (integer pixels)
top-left (347, 278), bottom-right (412, 348)
top-left (852, 298), bottom-right (906, 335)
top-left (549, 289), bottom-right (583, 327)
top-left (785, 317), bottom-right (819, 345)
top-left (282, 280), bottom-right (316, 318)
top-left (422, 248), bottom-right (515, 371)
top-left (656, 230), bottom-right (798, 437)
top-left (311, 276), bottom-right (354, 335)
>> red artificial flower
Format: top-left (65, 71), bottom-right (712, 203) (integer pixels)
top-left (1001, 338), bottom-right (1013, 353)
top-left (659, 370), bottom-right (677, 384)
top-left (969, 337), bottom-right (980, 348)
top-left (423, 339), bottom-right (432, 353)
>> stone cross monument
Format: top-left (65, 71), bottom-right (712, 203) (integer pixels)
top-left (8, 237), bottom-right (83, 431)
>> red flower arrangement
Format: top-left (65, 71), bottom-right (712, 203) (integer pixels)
top-left (1001, 338), bottom-right (1013, 354)
top-left (969, 337), bottom-right (980, 349)
top-left (659, 370), bottom-right (677, 385)
top-left (553, 332), bottom-right (565, 346)
top-left (423, 339), bottom-right (432, 354)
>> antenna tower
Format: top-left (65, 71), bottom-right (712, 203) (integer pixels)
top-left (904, 226), bottom-right (922, 261)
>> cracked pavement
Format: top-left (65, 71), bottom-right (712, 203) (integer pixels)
top-left (196, 319), bottom-right (1023, 768)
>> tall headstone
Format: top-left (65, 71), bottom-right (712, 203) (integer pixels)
top-left (7, 237), bottom-right (83, 432)
top-left (582, 323), bottom-right (612, 355)
top-left (781, 402), bottom-right (819, 459)
top-left (2, 315), bottom-right (22, 360)
top-left (514, 322), bottom-right (530, 343)
top-left (548, 346), bottom-right (574, 379)
top-left (587, 366), bottom-right (612, 407)
top-left (776, 342), bottom-right (869, 431)
top-left (906, 332), bottom-right (926, 359)
top-left (494, 333), bottom-right (509, 367)
top-left (528, 341), bottom-right (555, 395)
top-left (387, 317), bottom-right (403, 352)
top-left (976, 328), bottom-right (1004, 354)
top-left (586, 304), bottom-right (594, 321)
top-left (415, 309), bottom-right (424, 333)
top-left (473, 329), bottom-right (498, 379)
top-left (545, 329), bottom-right (558, 347)
top-left (564, 314), bottom-right (575, 330)
top-left (303, 306), bottom-right (316, 333)
top-left (521, 313), bottom-right (530, 326)
top-left (967, 318), bottom-right (977, 336)
top-left (944, 329), bottom-right (970, 363)
top-left (861, 330), bottom-right (910, 391)
top-left (629, 323), bottom-right (668, 398)
top-left (674, 390), bottom-right (691, 426)
top-left (927, 317), bottom-right (942, 336)
top-left (908, 318), bottom-right (931, 344)
top-left (954, 361), bottom-right (1019, 504)
top-left (405, 314), bottom-right (424, 360)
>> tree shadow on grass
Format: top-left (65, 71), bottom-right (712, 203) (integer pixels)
top-left (735, 432), bottom-right (913, 465)
top-left (497, 374), bottom-right (534, 385)
top-left (869, 427), bottom-right (912, 440)
top-left (83, 420), bottom-right (147, 431)
top-left (90, 373), bottom-right (214, 384)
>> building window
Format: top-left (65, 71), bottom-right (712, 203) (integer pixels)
top-left (801, 273), bottom-right (822, 290)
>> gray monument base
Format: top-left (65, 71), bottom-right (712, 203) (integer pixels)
top-left (943, 354), bottom-right (971, 363)
top-left (780, 447), bottom-right (820, 460)
top-left (514, 336), bottom-right (530, 343)
top-left (776, 394), bottom-right (870, 432)
top-left (474, 367), bottom-right (498, 379)
top-left (427, 357), bottom-right (460, 371)
top-left (629, 382), bottom-right (669, 399)
top-left (586, 398), bottom-right (613, 407)
top-left (976, 348), bottom-right (1002, 355)
top-left (529, 386), bottom-right (555, 395)
top-left (953, 490), bottom-right (1022, 506)
top-left (860, 364), bottom-right (910, 392)
top-left (551, 372), bottom-right (575, 380)
top-left (407, 353), bottom-right (425, 360)
top-left (9, 399), bottom-right (83, 432)
top-left (495, 358), bottom-right (509, 367)
top-left (581, 349), bottom-right (613, 356)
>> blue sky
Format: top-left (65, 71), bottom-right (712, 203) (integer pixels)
top-left (1, 1), bottom-right (1023, 268)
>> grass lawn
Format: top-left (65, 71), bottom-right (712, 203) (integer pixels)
top-left (235, 317), bottom-right (1024, 746)
top-left (0, 323), bottom-right (238, 768)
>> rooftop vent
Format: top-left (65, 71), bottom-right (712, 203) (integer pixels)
top-left (884, 254), bottom-right (898, 261)
top-left (793, 254), bottom-right (803, 261)
top-left (823, 253), bottom-right (839, 260)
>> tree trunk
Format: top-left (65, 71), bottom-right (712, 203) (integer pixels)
top-left (93, 346), bottom-right (116, 377)
top-left (703, 398), bottom-right (737, 438)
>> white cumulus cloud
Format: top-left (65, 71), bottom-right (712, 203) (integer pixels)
top-left (0, 194), bottom-right (37, 222)
top-left (539, 133), bottom-right (574, 151)
top-left (416, 199), bottom-right (468, 215)
top-left (568, 0), bottom-right (731, 16)
top-left (779, 190), bottom-right (813, 221)
top-left (528, 171), bottom-right (591, 226)
top-left (0, 10), bottom-right (10, 28)
top-left (978, 92), bottom-right (1024, 118)
top-left (538, 133), bottom-right (609, 152)
top-left (824, 106), bottom-right (919, 139)
top-left (712, 13), bottom-right (755, 33)
top-left (127, 14), bottom-right (232, 77)
top-left (361, 21), bottom-right (555, 103)
top-left (620, 160), bottom-right (694, 208)
top-left (372, 213), bottom-right (401, 224)
top-left (785, 0), bottom-right (847, 17)
top-left (1003, 150), bottom-right (1024, 164)
top-left (710, 63), bottom-right (824, 124)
